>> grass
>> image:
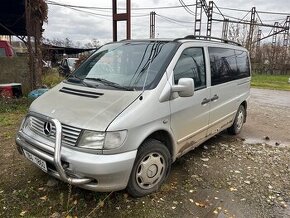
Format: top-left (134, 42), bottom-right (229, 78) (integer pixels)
top-left (42, 68), bottom-right (64, 88)
top-left (0, 98), bottom-right (30, 139)
top-left (0, 98), bottom-right (31, 114)
top-left (251, 74), bottom-right (290, 91)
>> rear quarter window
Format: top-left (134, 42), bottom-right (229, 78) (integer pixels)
top-left (209, 47), bottom-right (250, 86)
top-left (235, 50), bottom-right (250, 79)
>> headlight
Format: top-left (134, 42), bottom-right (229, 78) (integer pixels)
top-left (20, 117), bottom-right (31, 130)
top-left (78, 130), bottom-right (127, 150)
top-left (78, 130), bottom-right (105, 149)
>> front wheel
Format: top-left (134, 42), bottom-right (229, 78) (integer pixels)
top-left (127, 139), bottom-right (171, 197)
top-left (228, 105), bottom-right (246, 135)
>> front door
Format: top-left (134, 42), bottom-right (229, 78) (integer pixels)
top-left (169, 46), bottom-right (210, 156)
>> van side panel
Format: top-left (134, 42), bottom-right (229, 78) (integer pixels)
top-left (207, 46), bottom-right (251, 137)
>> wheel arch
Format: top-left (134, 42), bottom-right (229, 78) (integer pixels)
top-left (139, 129), bottom-right (176, 162)
top-left (241, 100), bottom-right (247, 122)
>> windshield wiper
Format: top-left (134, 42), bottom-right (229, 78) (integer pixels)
top-left (85, 77), bottom-right (133, 91)
top-left (67, 74), bottom-right (96, 88)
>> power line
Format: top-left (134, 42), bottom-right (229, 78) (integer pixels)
top-left (46, 0), bottom-right (289, 21)
top-left (156, 13), bottom-right (222, 27)
top-left (46, 0), bottom-right (196, 11)
top-left (156, 14), bottom-right (193, 27)
top-left (178, 0), bottom-right (195, 15)
top-left (60, 7), bottom-right (112, 20)
top-left (217, 6), bottom-right (290, 16)
top-left (212, 2), bottom-right (225, 19)
top-left (47, 2), bottom-right (148, 18)
top-left (264, 18), bottom-right (288, 22)
top-left (156, 13), bottom-right (193, 24)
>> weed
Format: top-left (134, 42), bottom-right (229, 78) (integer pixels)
top-left (42, 68), bottom-right (64, 88)
top-left (251, 74), bottom-right (290, 91)
top-left (0, 98), bottom-right (31, 113)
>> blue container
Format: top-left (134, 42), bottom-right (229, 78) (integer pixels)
top-left (28, 88), bottom-right (49, 100)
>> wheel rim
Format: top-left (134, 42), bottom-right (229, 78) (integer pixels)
top-left (236, 110), bottom-right (244, 131)
top-left (135, 152), bottom-right (165, 190)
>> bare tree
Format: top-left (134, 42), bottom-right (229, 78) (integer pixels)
top-left (26, 0), bottom-right (48, 90)
top-left (228, 23), bottom-right (247, 47)
top-left (44, 38), bottom-right (75, 47)
top-left (84, 38), bottom-right (100, 49)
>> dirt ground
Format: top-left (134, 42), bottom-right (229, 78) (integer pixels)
top-left (0, 88), bottom-right (289, 218)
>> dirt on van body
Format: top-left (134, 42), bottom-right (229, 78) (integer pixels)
top-left (0, 88), bottom-right (290, 218)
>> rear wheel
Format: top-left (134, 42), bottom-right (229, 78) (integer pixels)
top-left (127, 139), bottom-right (171, 197)
top-left (228, 105), bottom-right (246, 135)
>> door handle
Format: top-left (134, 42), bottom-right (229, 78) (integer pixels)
top-left (211, 94), bottom-right (219, 101)
top-left (201, 98), bottom-right (211, 105)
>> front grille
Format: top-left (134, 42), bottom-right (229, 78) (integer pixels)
top-left (29, 116), bottom-right (81, 147)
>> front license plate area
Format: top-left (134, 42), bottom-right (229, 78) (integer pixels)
top-left (23, 149), bottom-right (48, 173)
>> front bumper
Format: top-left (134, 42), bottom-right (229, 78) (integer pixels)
top-left (16, 118), bottom-right (137, 192)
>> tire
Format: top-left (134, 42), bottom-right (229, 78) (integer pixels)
top-left (228, 105), bottom-right (246, 135)
top-left (127, 139), bottom-right (171, 198)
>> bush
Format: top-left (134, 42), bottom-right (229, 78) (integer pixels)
top-left (42, 68), bottom-right (64, 88)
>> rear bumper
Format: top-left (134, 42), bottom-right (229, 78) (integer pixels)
top-left (16, 129), bottom-right (137, 192)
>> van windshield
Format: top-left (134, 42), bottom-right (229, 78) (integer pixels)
top-left (71, 41), bottom-right (177, 90)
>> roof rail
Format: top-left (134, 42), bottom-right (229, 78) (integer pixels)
top-left (174, 35), bottom-right (242, 46)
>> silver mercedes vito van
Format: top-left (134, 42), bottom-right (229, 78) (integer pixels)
top-left (16, 36), bottom-right (251, 197)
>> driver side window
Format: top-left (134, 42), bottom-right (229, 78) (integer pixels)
top-left (173, 47), bottom-right (206, 90)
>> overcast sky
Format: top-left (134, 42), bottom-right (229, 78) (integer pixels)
top-left (43, 0), bottom-right (290, 46)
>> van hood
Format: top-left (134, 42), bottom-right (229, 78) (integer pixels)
top-left (29, 82), bottom-right (141, 131)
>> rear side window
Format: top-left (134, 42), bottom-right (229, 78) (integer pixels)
top-left (209, 47), bottom-right (250, 86)
top-left (173, 47), bottom-right (206, 90)
top-left (235, 50), bottom-right (250, 79)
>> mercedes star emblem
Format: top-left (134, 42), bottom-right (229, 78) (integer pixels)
top-left (43, 122), bottom-right (52, 136)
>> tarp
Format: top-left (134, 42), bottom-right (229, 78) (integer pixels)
top-left (0, 0), bottom-right (26, 36)
top-left (42, 44), bottom-right (97, 55)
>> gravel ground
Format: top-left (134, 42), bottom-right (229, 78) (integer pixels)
top-left (0, 88), bottom-right (289, 217)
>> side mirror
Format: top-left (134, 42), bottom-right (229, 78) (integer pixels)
top-left (172, 78), bottom-right (195, 97)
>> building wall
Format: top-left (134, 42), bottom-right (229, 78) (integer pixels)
top-left (0, 35), bottom-right (10, 41)
top-left (0, 57), bottom-right (30, 93)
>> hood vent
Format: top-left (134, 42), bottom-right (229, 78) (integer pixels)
top-left (59, 87), bottom-right (103, 98)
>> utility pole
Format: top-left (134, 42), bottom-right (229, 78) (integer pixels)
top-left (256, 29), bottom-right (262, 48)
top-left (246, 7), bottom-right (256, 52)
top-left (283, 16), bottom-right (290, 48)
top-left (272, 22), bottom-right (279, 46)
top-left (194, 0), bottom-right (212, 37)
top-left (194, 0), bottom-right (203, 36)
top-left (112, 0), bottom-right (131, 41)
top-left (256, 29), bottom-right (262, 62)
top-left (222, 19), bottom-right (229, 40)
top-left (150, 11), bottom-right (156, 39)
top-left (282, 16), bottom-right (290, 67)
top-left (206, 1), bottom-right (213, 37)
